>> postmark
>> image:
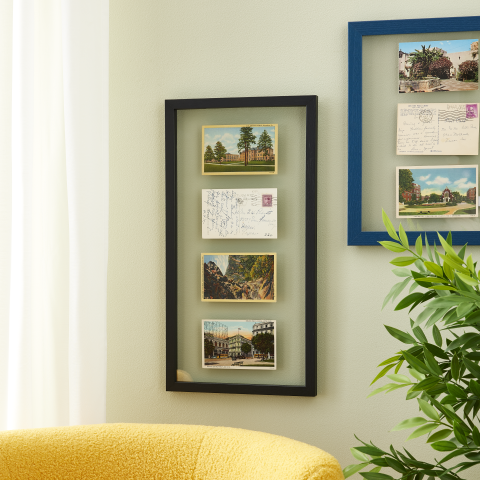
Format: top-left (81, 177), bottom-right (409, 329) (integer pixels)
top-left (467, 104), bottom-right (478, 119)
top-left (419, 109), bottom-right (433, 123)
top-left (262, 194), bottom-right (273, 207)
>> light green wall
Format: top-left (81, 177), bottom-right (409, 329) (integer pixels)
top-left (108, 1), bottom-right (480, 477)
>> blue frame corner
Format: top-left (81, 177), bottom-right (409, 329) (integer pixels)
top-left (348, 16), bottom-right (480, 246)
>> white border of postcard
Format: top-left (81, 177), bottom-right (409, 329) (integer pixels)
top-left (396, 165), bottom-right (478, 219)
top-left (202, 124), bottom-right (278, 175)
top-left (202, 319), bottom-right (277, 370)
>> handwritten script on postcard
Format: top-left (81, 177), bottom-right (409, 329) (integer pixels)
top-left (202, 188), bottom-right (277, 239)
top-left (397, 103), bottom-right (479, 155)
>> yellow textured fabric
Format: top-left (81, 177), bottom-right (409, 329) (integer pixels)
top-left (0, 423), bottom-right (344, 480)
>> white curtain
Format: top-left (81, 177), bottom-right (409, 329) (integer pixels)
top-left (0, 0), bottom-right (109, 429)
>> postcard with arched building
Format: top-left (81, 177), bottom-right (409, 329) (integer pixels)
top-left (202, 320), bottom-right (276, 370)
top-left (201, 254), bottom-right (276, 302)
top-left (202, 124), bottom-right (277, 175)
top-left (398, 39), bottom-right (478, 93)
top-left (396, 166), bottom-right (478, 218)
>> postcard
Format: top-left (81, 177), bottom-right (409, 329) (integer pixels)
top-left (202, 320), bottom-right (276, 370)
top-left (396, 165), bottom-right (478, 218)
top-left (398, 39), bottom-right (478, 93)
top-left (202, 188), bottom-right (277, 239)
top-left (397, 103), bottom-right (479, 155)
top-left (202, 124), bottom-right (278, 175)
top-left (201, 254), bottom-right (276, 302)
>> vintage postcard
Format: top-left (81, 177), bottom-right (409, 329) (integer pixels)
top-left (202, 320), bottom-right (276, 370)
top-left (202, 124), bottom-right (278, 175)
top-left (201, 254), bottom-right (276, 302)
top-left (202, 188), bottom-right (277, 239)
top-left (399, 39), bottom-right (478, 93)
top-left (397, 103), bottom-right (479, 155)
top-left (396, 165), bottom-right (478, 218)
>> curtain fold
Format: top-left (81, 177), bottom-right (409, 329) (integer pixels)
top-left (0, 0), bottom-right (108, 430)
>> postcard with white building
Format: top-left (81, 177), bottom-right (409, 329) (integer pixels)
top-left (399, 39), bottom-right (478, 93)
top-left (202, 320), bottom-right (276, 370)
top-left (202, 124), bottom-right (277, 175)
top-left (396, 166), bottom-right (478, 218)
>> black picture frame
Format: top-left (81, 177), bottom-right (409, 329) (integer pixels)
top-left (348, 16), bottom-right (480, 246)
top-left (165, 95), bottom-right (318, 396)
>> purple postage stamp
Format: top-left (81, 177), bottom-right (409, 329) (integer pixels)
top-left (262, 194), bottom-right (273, 207)
top-left (466, 104), bottom-right (478, 119)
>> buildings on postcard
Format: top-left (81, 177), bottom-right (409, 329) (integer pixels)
top-left (205, 147), bottom-right (275, 163)
top-left (399, 41), bottom-right (478, 78)
top-left (401, 183), bottom-right (421, 202)
top-left (467, 187), bottom-right (477, 202)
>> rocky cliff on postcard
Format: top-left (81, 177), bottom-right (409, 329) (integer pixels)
top-left (202, 254), bottom-right (275, 301)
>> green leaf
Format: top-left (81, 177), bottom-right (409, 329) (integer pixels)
top-left (456, 272), bottom-right (480, 286)
top-left (408, 368), bottom-right (425, 382)
top-left (432, 325), bottom-right (442, 347)
top-left (415, 277), bottom-right (449, 284)
top-left (384, 325), bottom-right (417, 344)
top-left (418, 398), bottom-right (440, 421)
top-left (410, 377), bottom-right (439, 392)
top-left (467, 255), bottom-right (475, 274)
top-left (438, 233), bottom-right (463, 264)
top-left (439, 253), bottom-right (470, 275)
top-left (402, 350), bottom-right (430, 375)
top-left (355, 446), bottom-right (387, 456)
top-left (351, 447), bottom-right (370, 462)
top-left (424, 261), bottom-right (443, 278)
top-left (426, 307), bottom-right (451, 328)
top-left (427, 286), bottom-right (457, 291)
top-left (458, 243), bottom-right (467, 260)
top-left (360, 473), bottom-right (394, 480)
top-left (394, 293), bottom-right (425, 311)
top-left (382, 280), bottom-right (409, 310)
top-left (384, 457), bottom-right (407, 474)
top-left (391, 417), bottom-right (428, 431)
top-left (415, 235), bottom-right (423, 257)
top-left (446, 383), bottom-right (468, 399)
top-left (406, 423), bottom-right (438, 440)
top-left (446, 231), bottom-right (453, 246)
top-left (370, 364), bottom-right (395, 386)
top-left (463, 357), bottom-right (480, 381)
top-left (390, 256), bottom-right (417, 267)
top-left (451, 354), bottom-right (460, 381)
top-left (379, 241), bottom-right (407, 253)
top-left (473, 426), bottom-right (480, 446)
top-left (445, 332), bottom-right (479, 352)
top-left (413, 308), bottom-right (435, 329)
top-left (430, 441), bottom-right (457, 451)
top-left (469, 379), bottom-right (480, 397)
top-left (392, 268), bottom-right (411, 277)
top-left (377, 355), bottom-right (402, 367)
top-left (367, 383), bottom-right (398, 398)
top-left (343, 463), bottom-right (369, 478)
top-left (382, 209), bottom-right (400, 242)
top-left (399, 223), bottom-right (409, 249)
top-left (387, 374), bottom-right (411, 384)
top-left (453, 421), bottom-right (468, 445)
top-left (425, 234), bottom-right (433, 262)
top-left (423, 347), bottom-right (443, 375)
top-left (391, 278), bottom-right (413, 303)
top-left (412, 326), bottom-right (428, 344)
top-left (427, 429), bottom-right (452, 443)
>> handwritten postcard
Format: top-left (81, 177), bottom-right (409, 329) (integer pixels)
top-left (397, 103), bottom-right (479, 155)
top-left (202, 188), bottom-right (277, 239)
top-left (202, 320), bottom-right (276, 370)
top-left (396, 165), bottom-right (478, 219)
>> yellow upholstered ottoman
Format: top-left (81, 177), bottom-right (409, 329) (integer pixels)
top-left (0, 423), bottom-right (343, 479)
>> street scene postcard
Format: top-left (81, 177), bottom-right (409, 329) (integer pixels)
top-left (201, 254), bottom-right (276, 302)
top-left (202, 124), bottom-right (278, 175)
top-left (202, 320), bottom-right (276, 370)
top-left (396, 166), bottom-right (478, 218)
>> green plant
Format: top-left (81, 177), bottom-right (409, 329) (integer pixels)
top-left (344, 210), bottom-right (480, 480)
top-left (408, 45), bottom-right (443, 79)
top-left (458, 60), bottom-right (478, 81)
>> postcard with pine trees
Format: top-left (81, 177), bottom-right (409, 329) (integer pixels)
top-left (202, 124), bottom-right (277, 175)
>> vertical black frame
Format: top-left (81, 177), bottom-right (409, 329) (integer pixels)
top-left (165, 96), bottom-right (318, 396)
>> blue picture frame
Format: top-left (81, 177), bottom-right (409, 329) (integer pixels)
top-left (348, 16), bottom-right (480, 246)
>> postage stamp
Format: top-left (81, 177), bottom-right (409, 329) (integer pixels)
top-left (467, 104), bottom-right (478, 119)
top-left (262, 194), bottom-right (273, 207)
